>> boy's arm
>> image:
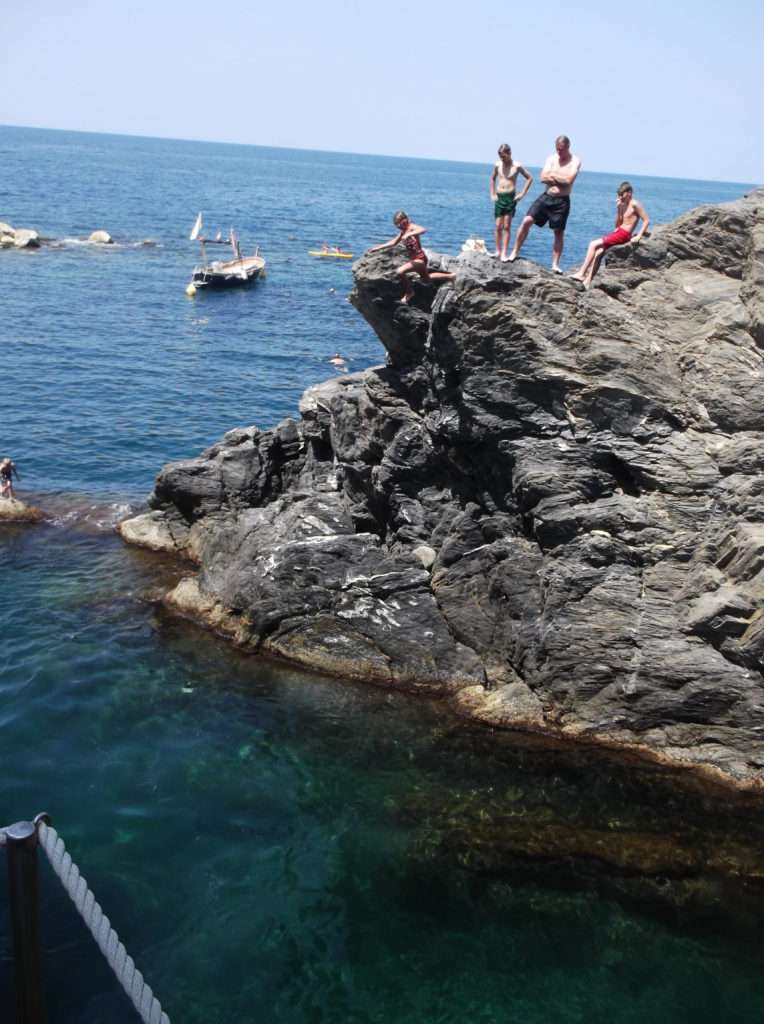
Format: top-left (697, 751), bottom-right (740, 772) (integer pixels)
top-left (489, 165), bottom-right (498, 200)
top-left (515, 165), bottom-right (533, 202)
top-left (632, 201), bottom-right (650, 242)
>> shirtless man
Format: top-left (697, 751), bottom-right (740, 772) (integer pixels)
top-left (572, 181), bottom-right (650, 288)
top-left (508, 135), bottom-right (582, 272)
top-left (490, 144), bottom-right (533, 261)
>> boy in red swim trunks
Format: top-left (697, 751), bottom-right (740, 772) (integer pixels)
top-left (368, 211), bottom-right (455, 303)
top-left (572, 182), bottom-right (650, 289)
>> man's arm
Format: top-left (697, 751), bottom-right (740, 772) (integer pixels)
top-left (632, 201), bottom-right (650, 242)
top-left (550, 157), bottom-right (582, 187)
top-left (539, 156), bottom-right (555, 185)
top-left (515, 165), bottom-right (533, 202)
top-left (489, 165), bottom-right (498, 200)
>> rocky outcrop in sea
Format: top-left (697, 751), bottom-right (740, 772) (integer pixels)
top-left (121, 189), bottom-right (764, 790)
top-left (0, 222), bottom-right (118, 248)
top-left (0, 497), bottom-right (45, 522)
top-left (0, 221), bottom-right (40, 249)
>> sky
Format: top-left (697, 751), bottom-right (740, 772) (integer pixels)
top-left (3, 0), bottom-right (762, 183)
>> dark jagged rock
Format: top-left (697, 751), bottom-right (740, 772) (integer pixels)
top-left (120, 188), bottom-right (764, 790)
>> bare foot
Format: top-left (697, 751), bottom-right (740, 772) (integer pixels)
top-left (570, 272), bottom-right (585, 281)
top-left (507, 253), bottom-right (517, 263)
top-left (500, 254), bottom-right (510, 263)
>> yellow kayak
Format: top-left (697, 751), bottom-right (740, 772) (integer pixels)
top-left (308, 250), bottom-right (354, 259)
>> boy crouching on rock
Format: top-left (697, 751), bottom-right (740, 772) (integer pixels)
top-left (572, 182), bottom-right (650, 288)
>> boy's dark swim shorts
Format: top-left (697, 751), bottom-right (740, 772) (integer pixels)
top-left (494, 192), bottom-right (517, 218)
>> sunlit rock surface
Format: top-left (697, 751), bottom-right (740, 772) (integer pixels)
top-left (0, 497), bottom-right (44, 522)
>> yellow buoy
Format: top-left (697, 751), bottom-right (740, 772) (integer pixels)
top-left (185, 283), bottom-right (197, 297)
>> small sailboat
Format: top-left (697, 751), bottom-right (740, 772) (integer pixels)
top-left (189, 212), bottom-right (230, 246)
top-left (187, 219), bottom-right (265, 294)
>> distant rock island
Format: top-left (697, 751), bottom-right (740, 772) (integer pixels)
top-left (0, 222), bottom-right (114, 247)
top-left (0, 221), bottom-right (41, 249)
top-left (121, 189), bottom-right (764, 791)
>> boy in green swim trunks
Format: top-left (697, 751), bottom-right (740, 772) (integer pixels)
top-left (490, 144), bottom-right (533, 261)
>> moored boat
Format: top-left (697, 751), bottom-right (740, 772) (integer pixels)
top-left (187, 218), bottom-right (265, 294)
top-left (190, 252), bottom-right (266, 290)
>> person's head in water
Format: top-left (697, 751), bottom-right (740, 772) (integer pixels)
top-left (617, 181), bottom-right (634, 198)
top-left (555, 135), bottom-right (571, 156)
top-left (498, 144), bottom-right (512, 160)
top-left (393, 210), bottom-right (410, 230)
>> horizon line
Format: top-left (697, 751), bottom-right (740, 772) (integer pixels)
top-left (1, 122), bottom-right (759, 190)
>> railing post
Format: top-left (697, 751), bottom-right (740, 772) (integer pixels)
top-left (5, 821), bottom-right (47, 1024)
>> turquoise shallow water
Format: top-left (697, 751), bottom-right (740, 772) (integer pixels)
top-left (1, 126), bottom-right (763, 1022)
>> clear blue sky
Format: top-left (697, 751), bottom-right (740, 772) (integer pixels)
top-left (3, 0), bottom-right (762, 183)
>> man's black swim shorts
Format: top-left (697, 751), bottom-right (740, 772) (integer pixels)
top-left (527, 192), bottom-right (571, 231)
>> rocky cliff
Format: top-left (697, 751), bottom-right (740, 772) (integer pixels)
top-left (121, 189), bottom-right (764, 790)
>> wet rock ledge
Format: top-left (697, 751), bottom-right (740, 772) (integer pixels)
top-left (121, 189), bottom-right (764, 790)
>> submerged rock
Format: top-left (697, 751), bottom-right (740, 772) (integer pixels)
top-left (121, 189), bottom-right (764, 789)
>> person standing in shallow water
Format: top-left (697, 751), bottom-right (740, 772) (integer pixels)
top-left (572, 181), bottom-right (650, 289)
top-left (0, 458), bottom-right (19, 499)
top-left (509, 135), bottom-right (582, 272)
top-left (490, 144), bottom-right (533, 261)
top-left (368, 211), bottom-right (455, 304)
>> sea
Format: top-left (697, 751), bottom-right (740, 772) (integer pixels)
top-left (1, 125), bottom-right (762, 1023)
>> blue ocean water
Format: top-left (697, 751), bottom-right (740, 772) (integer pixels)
top-left (1, 126), bottom-right (762, 1023)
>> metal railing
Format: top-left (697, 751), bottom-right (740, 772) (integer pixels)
top-left (1, 814), bottom-right (170, 1024)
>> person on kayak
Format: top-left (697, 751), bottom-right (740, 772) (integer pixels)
top-left (368, 211), bottom-right (455, 303)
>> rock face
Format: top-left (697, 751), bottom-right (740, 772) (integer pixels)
top-left (121, 189), bottom-right (764, 789)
